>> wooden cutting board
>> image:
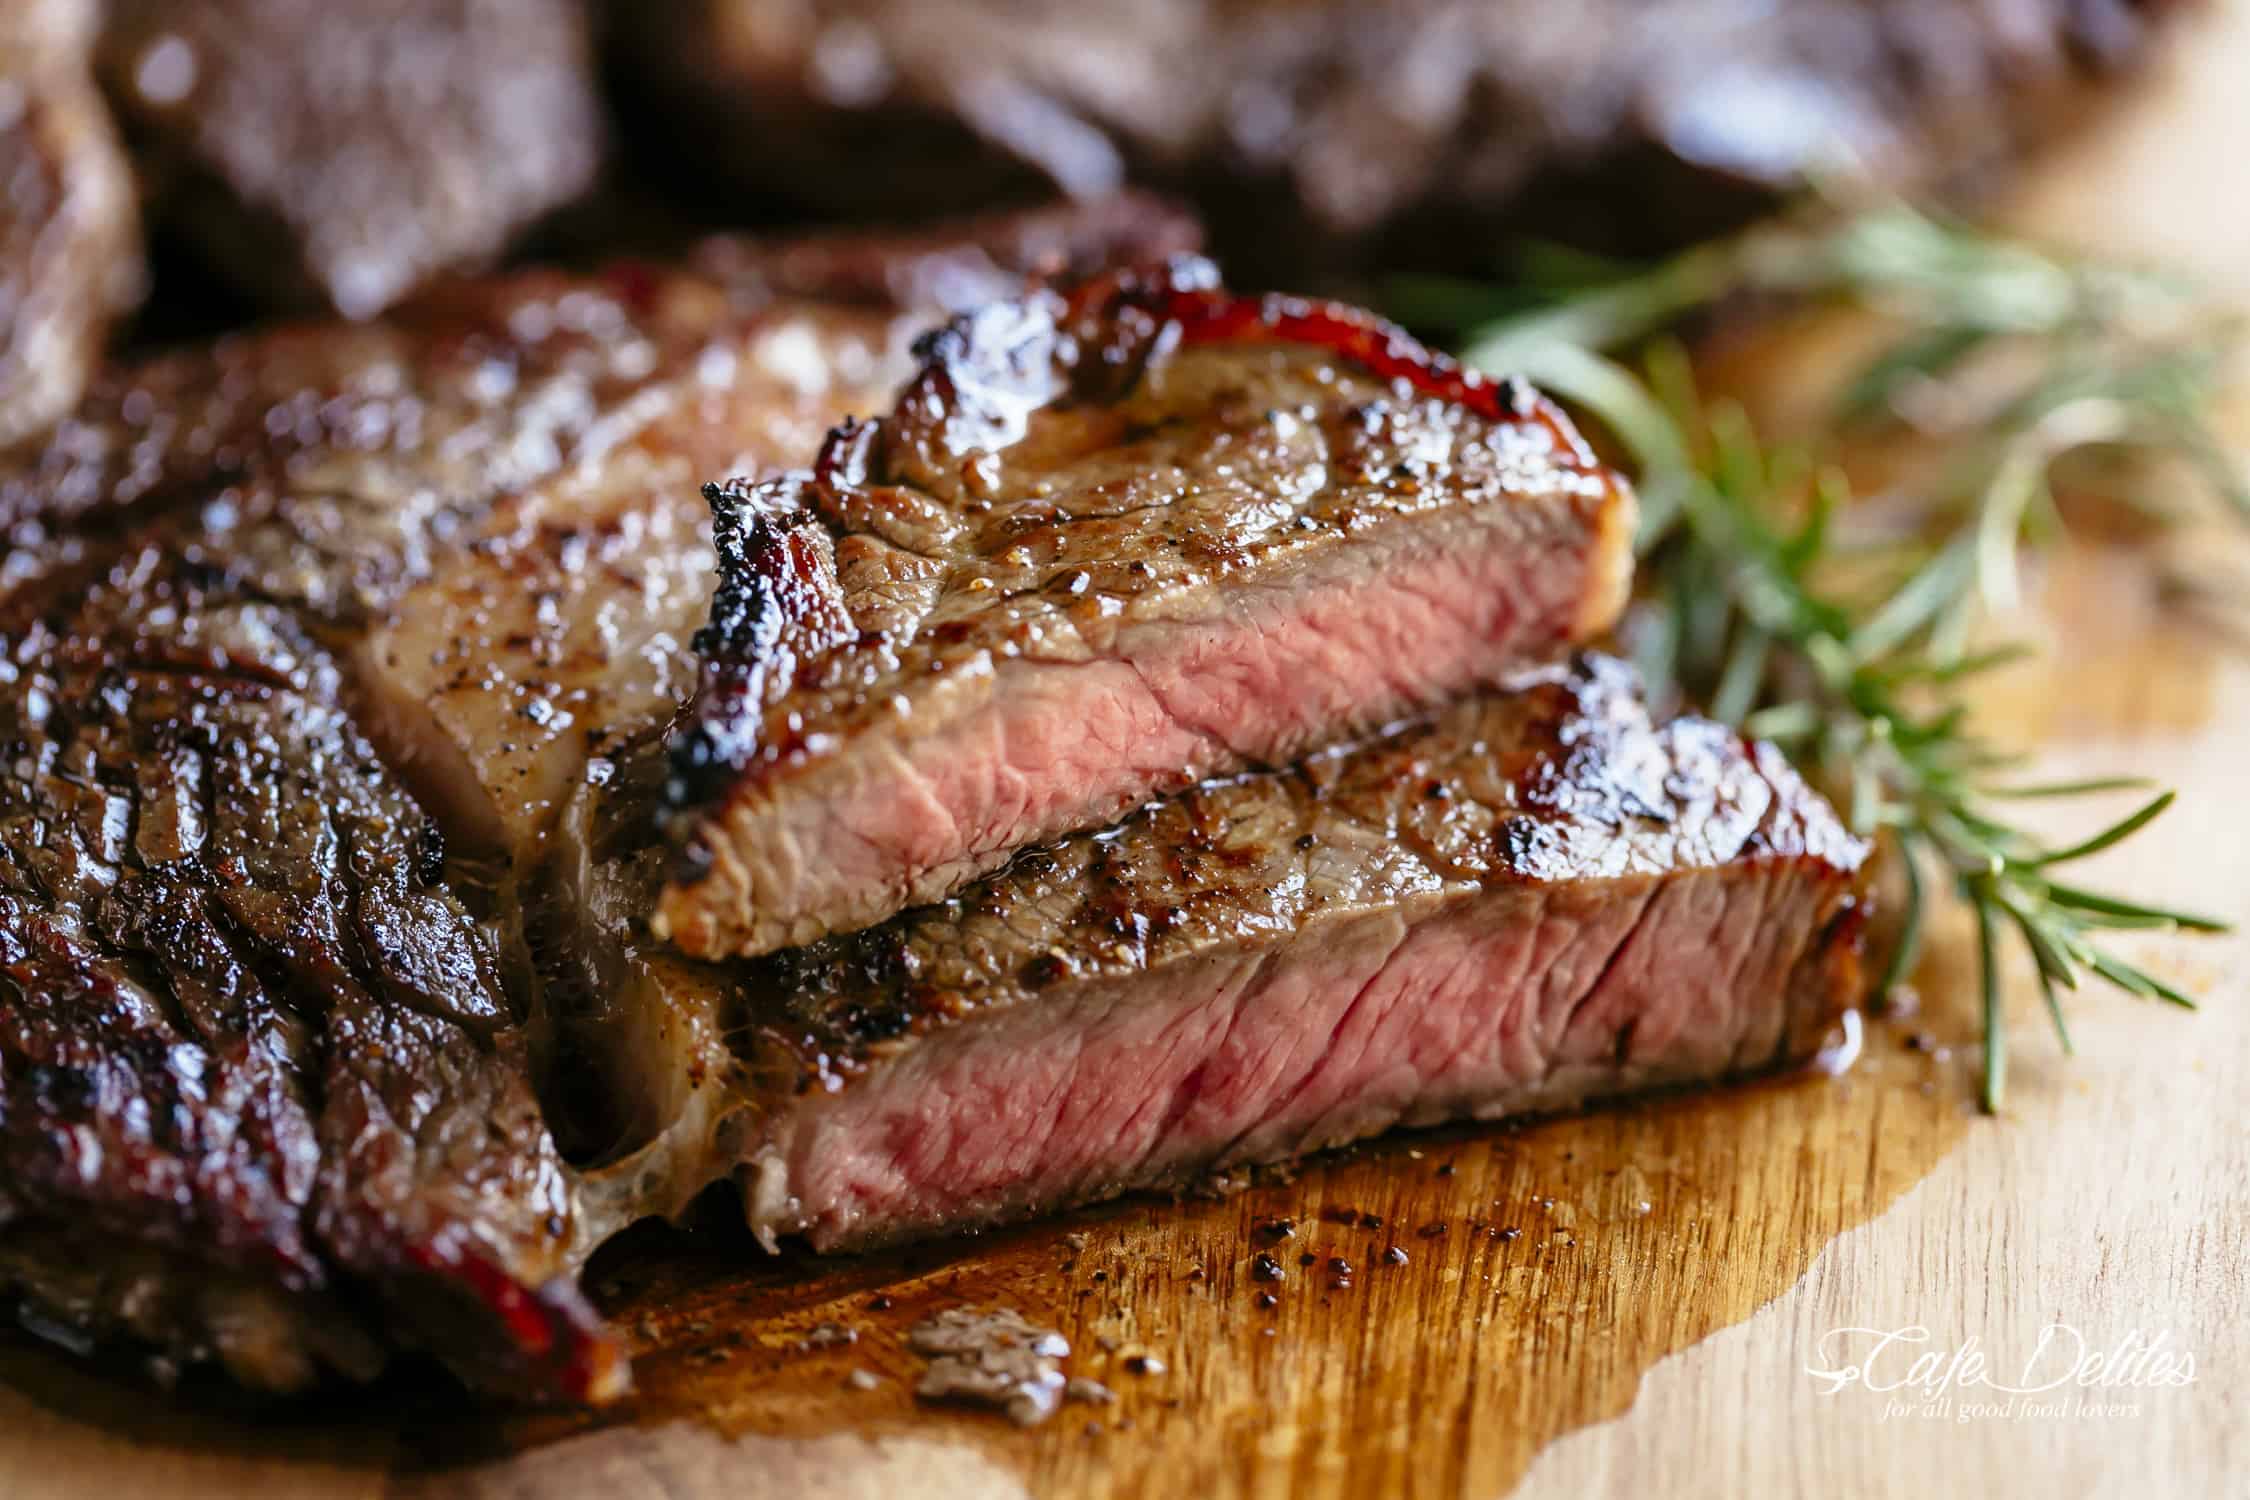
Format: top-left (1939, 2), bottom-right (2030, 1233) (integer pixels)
top-left (4, 12), bottom-right (2247, 1498)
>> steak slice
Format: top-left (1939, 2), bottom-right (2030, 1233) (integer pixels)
top-left (350, 197), bottom-right (1198, 878)
top-left (569, 656), bottom-right (1869, 1251)
top-left (0, 0), bottom-right (141, 445)
top-left (657, 257), bottom-right (1636, 959)
top-left (100, 0), bottom-right (603, 317)
top-left (0, 199), bottom-right (1197, 1397)
top-left (611, 0), bottom-right (2178, 281)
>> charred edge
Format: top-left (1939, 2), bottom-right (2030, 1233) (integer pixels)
top-left (905, 309), bottom-right (982, 372)
top-left (1056, 255), bottom-right (1561, 444)
top-left (0, 1042), bottom-right (327, 1291)
top-left (396, 1240), bottom-right (629, 1404)
top-left (854, 255), bottom-right (1585, 493)
top-left (0, 577), bottom-right (602, 1396)
top-left (814, 416), bottom-right (877, 489)
top-left (685, 477), bottom-right (797, 662)
top-left (663, 480), bottom-right (815, 820)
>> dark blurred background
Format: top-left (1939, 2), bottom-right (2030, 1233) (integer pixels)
top-left (0, 0), bottom-right (2186, 440)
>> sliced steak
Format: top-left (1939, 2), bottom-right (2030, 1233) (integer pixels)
top-left (0, 199), bottom-right (1196, 1396)
top-left (1, 195), bottom-right (1195, 872)
top-left (348, 196), bottom-right (1196, 876)
top-left (611, 0), bottom-right (2178, 280)
top-left (570, 656), bottom-right (1869, 1251)
top-left (100, 0), bottom-right (604, 317)
top-left (0, 0), bottom-right (142, 445)
top-left (657, 257), bottom-right (1636, 959)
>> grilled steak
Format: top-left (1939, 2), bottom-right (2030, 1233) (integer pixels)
top-left (349, 195), bottom-right (1197, 876)
top-left (656, 257), bottom-right (1635, 959)
top-left (0, 198), bottom-right (1197, 1397)
top-left (567, 656), bottom-right (1869, 1251)
top-left (99, 0), bottom-right (604, 317)
top-left (0, 534), bottom-right (619, 1400)
top-left (0, 0), bottom-right (141, 445)
top-left (0, 197), bottom-right (1871, 1403)
top-left (611, 0), bottom-right (2177, 280)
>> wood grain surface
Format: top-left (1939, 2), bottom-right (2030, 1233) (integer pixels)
top-left (3, 10), bottom-right (2247, 1498)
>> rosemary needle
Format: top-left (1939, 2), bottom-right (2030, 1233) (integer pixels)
top-left (1400, 197), bottom-right (2241, 1112)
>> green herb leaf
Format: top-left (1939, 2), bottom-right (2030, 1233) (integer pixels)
top-left (1400, 195), bottom-right (2240, 1114)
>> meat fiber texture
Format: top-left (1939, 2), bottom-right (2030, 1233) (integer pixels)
top-left (0, 197), bottom-right (1874, 1405)
top-left (569, 657), bottom-right (1870, 1253)
top-left (657, 256), bottom-right (1636, 959)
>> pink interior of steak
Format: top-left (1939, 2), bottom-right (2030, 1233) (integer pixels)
top-left (753, 857), bottom-right (1858, 1250)
top-left (605, 663), bottom-right (1872, 1254)
top-left (691, 515), bottom-right (1614, 954)
top-left (657, 257), bottom-right (1637, 957)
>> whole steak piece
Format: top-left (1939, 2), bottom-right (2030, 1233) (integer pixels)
top-left (657, 257), bottom-right (1636, 959)
top-left (567, 657), bottom-right (1870, 1253)
top-left (0, 198), bottom-right (1195, 1399)
top-left (0, 538), bottom-right (620, 1401)
top-left (0, 0), bottom-right (141, 445)
top-left (613, 0), bottom-right (2180, 278)
top-left (100, 0), bottom-right (604, 317)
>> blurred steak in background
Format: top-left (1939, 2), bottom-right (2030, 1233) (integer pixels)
top-left (0, 0), bottom-right (141, 445)
top-left (611, 0), bottom-right (2180, 282)
top-left (100, 0), bottom-right (604, 318)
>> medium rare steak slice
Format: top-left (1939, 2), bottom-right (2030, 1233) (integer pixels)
top-left (569, 656), bottom-right (1869, 1251)
top-left (354, 196), bottom-right (1197, 875)
top-left (657, 257), bottom-right (1636, 958)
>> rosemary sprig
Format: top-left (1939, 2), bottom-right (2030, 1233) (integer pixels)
top-left (1401, 199), bottom-right (2241, 1112)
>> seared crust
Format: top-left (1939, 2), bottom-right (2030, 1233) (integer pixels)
top-left (0, 540), bottom-right (621, 1400)
top-left (658, 257), bottom-right (1635, 957)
